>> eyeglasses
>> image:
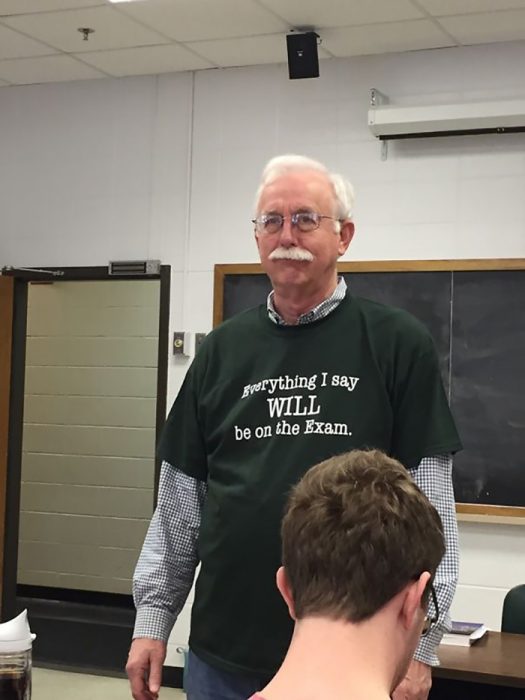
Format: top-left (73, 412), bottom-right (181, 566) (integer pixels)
top-left (252, 211), bottom-right (341, 235)
top-left (421, 582), bottom-right (439, 637)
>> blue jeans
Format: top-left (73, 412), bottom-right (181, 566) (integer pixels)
top-left (185, 649), bottom-right (272, 700)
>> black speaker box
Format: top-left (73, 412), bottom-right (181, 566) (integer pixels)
top-left (286, 32), bottom-right (319, 80)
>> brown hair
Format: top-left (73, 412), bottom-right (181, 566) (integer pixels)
top-left (281, 449), bottom-right (445, 622)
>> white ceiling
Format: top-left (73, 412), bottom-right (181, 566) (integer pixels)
top-left (0, 0), bottom-right (525, 86)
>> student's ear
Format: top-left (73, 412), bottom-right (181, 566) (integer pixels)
top-left (276, 567), bottom-right (296, 620)
top-left (400, 572), bottom-right (431, 632)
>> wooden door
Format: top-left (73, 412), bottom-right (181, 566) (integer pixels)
top-left (0, 276), bottom-right (14, 609)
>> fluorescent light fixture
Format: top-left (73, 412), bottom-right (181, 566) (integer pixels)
top-left (108, 1), bottom-right (142, 3)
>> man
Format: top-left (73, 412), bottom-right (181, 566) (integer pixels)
top-left (250, 449), bottom-right (445, 700)
top-left (126, 155), bottom-right (462, 700)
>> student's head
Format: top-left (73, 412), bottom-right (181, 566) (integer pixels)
top-left (277, 449), bottom-right (445, 684)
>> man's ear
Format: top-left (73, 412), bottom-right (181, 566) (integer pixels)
top-left (400, 572), bottom-right (431, 632)
top-left (276, 566), bottom-right (296, 620)
top-left (337, 220), bottom-right (354, 256)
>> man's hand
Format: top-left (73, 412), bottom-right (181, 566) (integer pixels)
top-left (126, 638), bottom-right (167, 700)
top-left (392, 659), bottom-right (432, 700)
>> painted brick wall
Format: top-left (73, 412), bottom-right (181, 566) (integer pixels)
top-left (18, 280), bottom-right (159, 594)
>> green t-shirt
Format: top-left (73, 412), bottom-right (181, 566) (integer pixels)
top-left (158, 293), bottom-right (462, 676)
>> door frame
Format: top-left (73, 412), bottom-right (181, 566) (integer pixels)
top-left (0, 276), bottom-right (15, 614)
top-left (1, 265), bottom-right (171, 621)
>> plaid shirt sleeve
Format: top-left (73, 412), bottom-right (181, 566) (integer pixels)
top-left (132, 461), bottom-right (207, 642)
top-left (409, 454), bottom-right (459, 667)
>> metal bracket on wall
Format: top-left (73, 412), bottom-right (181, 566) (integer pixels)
top-left (369, 87), bottom-right (389, 108)
top-left (369, 88), bottom-right (390, 162)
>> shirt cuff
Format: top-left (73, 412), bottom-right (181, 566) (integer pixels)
top-left (133, 606), bottom-right (176, 643)
top-left (414, 626), bottom-right (444, 667)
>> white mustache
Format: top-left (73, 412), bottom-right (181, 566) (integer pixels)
top-left (269, 247), bottom-right (314, 262)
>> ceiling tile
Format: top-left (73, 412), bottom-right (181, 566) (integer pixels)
top-left (258, 0), bottom-right (423, 28)
top-left (3, 6), bottom-right (168, 52)
top-left (76, 43), bottom-right (212, 76)
top-left (0, 0), bottom-right (103, 13)
top-left (187, 33), bottom-right (331, 67)
top-left (321, 20), bottom-right (455, 57)
top-left (0, 24), bottom-right (56, 59)
top-left (417, 0), bottom-right (525, 16)
top-left (0, 54), bottom-right (106, 84)
top-left (115, 0), bottom-right (288, 41)
top-left (439, 10), bottom-right (525, 43)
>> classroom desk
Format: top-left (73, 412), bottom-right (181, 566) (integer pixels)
top-left (430, 632), bottom-right (525, 699)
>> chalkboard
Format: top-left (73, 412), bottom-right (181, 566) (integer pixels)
top-left (214, 260), bottom-right (525, 517)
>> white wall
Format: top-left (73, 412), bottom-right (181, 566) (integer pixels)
top-left (1, 40), bottom-right (524, 666)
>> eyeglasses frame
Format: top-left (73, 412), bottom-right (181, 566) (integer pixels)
top-left (252, 211), bottom-right (342, 235)
top-left (421, 581), bottom-right (439, 637)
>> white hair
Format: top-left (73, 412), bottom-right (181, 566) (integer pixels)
top-left (254, 154), bottom-right (355, 223)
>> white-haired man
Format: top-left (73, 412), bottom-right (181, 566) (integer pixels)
top-left (126, 155), bottom-right (462, 700)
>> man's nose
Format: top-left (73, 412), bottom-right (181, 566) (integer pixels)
top-left (278, 216), bottom-right (298, 246)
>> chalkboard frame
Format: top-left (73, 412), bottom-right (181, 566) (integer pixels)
top-left (213, 258), bottom-right (525, 522)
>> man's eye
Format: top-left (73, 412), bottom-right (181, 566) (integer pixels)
top-left (296, 212), bottom-right (317, 225)
top-left (264, 215), bottom-right (282, 227)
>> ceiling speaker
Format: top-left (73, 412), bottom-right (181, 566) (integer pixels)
top-left (286, 32), bottom-right (319, 80)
